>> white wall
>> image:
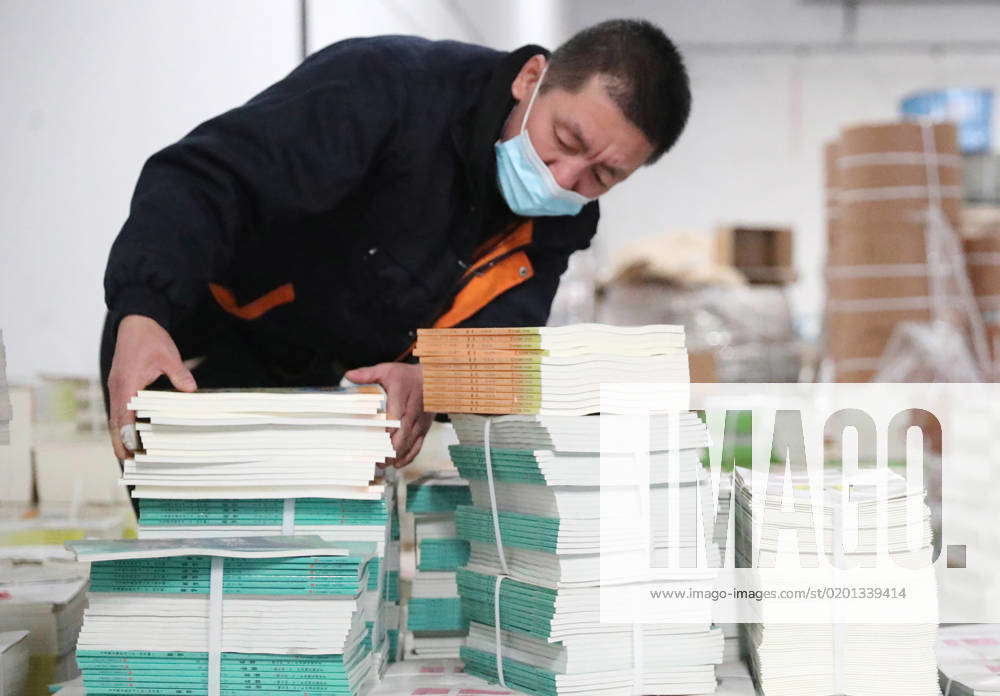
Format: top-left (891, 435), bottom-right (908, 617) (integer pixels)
top-left (306, 0), bottom-right (563, 52)
top-left (559, 0), bottom-right (1000, 337)
top-left (0, 0), bottom-right (299, 382)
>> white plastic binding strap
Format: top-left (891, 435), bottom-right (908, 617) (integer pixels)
top-left (281, 498), bottom-right (296, 535)
top-left (825, 296), bottom-right (932, 313)
top-left (208, 557), bottom-right (224, 696)
top-left (944, 678), bottom-right (953, 696)
top-left (483, 417), bottom-right (509, 687)
top-left (836, 184), bottom-right (962, 203)
top-left (836, 151), bottom-right (961, 169)
top-left (825, 263), bottom-right (928, 279)
top-left (965, 252), bottom-right (1000, 266)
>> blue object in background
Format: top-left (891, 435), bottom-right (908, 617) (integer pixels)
top-left (901, 88), bottom-right (994, 154)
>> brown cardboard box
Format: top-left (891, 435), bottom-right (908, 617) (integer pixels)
top-left (688, 350), bottom-right (717, 383)
top-left (715, 226), bottom-right (795, 284)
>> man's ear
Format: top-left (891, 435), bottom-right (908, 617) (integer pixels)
top-left (510, 54), bottom-right (549, 102)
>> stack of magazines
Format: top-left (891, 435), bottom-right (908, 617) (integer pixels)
top-left (416, 324), bottom-right (724, 696)
top-left (734, 466), bottom-right (940, 696)
top-left (403, 472), bottom-right (472, 658)
top-left (69, 537), bottom-right (380, 695)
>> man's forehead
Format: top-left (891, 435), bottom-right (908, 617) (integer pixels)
top-left (546, 76), bottom-right (654, 170)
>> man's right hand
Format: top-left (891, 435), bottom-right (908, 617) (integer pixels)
top-left (107, 314), bottom-right (197, 460)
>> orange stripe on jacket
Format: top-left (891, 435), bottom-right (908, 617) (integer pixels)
top-left (209, 282), bottom-right (295, 320)
top-left (433, 250), bottom-right (534, 328)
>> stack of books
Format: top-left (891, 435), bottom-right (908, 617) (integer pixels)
top-left (68, 537), bottom-right (380, 696)
top-left (734, 466), bottom-right (940, 696)
top-left (403, 472), bottom-right (472, 658)
top-left (937, 624), bottom-right (1000, 696)
top-left (127, 387), bottom-right (401, 669)
top-left (416, 323), bottom-right (724, 696)
top-left (416, 324), bottom-right (691, 415)
top-left (0, 631), bottom-right (30, 696)
top-left (0, 330), bottom-right (9, 444)
top-left (124, 388), bottom-right (394, 499)
top-left (0, 567), bottom-right (88, 694)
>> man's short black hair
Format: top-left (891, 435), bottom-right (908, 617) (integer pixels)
top-left (543, 19), bottom-right (691, 164)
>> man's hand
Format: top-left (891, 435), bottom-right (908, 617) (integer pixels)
top-left (107, 314), bottom-right (197, 460)
top-left (344, 362), bottom-right (433, 468)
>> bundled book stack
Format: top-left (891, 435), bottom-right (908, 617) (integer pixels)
top-left (937, 624), bottom-right (1000, 696)
top-left (416, 324), bottom-right (691, 416)
top-left (0, 330), bottom-right (9, 444)
top-left (125, 388), bottom-right (402, 667)
top-left (0, 566), bottom-right (88, 694)
top-left (734, 466), bottom-right (939, 696)
top-left (416, 324), bottom-right (724, 696)
top-left (0, 631), bottom-right (30, 696)
top-left (68, 537), bottom-right (379, 695)
top-left (712, 472), bottom-right (740, 662)
top-left (403, 472), bottom-right (472, 658)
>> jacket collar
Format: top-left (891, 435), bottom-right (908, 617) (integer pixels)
top-left (452, 44), bottom-right (549, 259)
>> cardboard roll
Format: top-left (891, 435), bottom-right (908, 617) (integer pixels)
top-left (834, 120), bottom-right (962, 230)
top-left (825, 307), bottom-right (931, 361)
top-left (826, 217), bottom-right (928, 266)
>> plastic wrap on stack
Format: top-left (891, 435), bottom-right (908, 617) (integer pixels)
top-left (824, 120), bottom-right (987, 382)
top-left (597, 283), bottom-right (800, 382)
top-left (962, 206), bottom-right (1000, 379)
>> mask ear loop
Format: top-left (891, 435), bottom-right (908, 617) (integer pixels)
top-left (519, 65), bottom-right (548, 133)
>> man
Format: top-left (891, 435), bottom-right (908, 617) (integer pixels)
top-left (102, 18), bottom-right (691, 467)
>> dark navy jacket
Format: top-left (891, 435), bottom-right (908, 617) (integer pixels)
top-left (103, 36), bottom-right (599, 384)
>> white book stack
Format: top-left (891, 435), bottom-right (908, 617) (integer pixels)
top-left (712, 472), bottom-right (740, 662)
top-left (734, 467), bottom-right (939, 696)
top-left (125, 388), bottom-right (395, 499)
top-left (0, 631), bottom-right (30, 696)
top-left (403, 472), bottom-right (472, 658)
top-left (937, 624), bottom-right (1000, 696)
top-left (126, 387), bottom-right (402, 668)
top-left (69, 536), bottom-right (380, 696)
top-left (0, 330), bottom-right (9, 445)
top-left (416, 323), bottom-right (724, 696)
top-left (0, 569), bottom-right (88, 692)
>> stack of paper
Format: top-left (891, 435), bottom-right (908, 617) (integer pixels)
top-left (403, 472), bottom-right (471, 657)
top-left (0, 330), bottom-right (9, 445)
top-left (418, 323), bottom-right (724, 696)
top-left (712, 472), bottom-right (740, 662)
top-left (0, 631), bottom-right (30, 696)
top-left (137, 495), bottom-right (390, 543)
top-left (127, 387), bottom-right (405, 668)
top-left (125, 388), bottom-right (395, 499)
top-left (936, 624), bottom-right (1000, 696)
top-left (371, 658), bottom-right (519, 695)
top-left (69, 536), bottom-right (379, 696)
top-left (734, 466), bottom-right (940, 696)
top-left (415, 324), bottom-right (690, 415)
top-left (0, 566), bottom-right (87, 694)
top-left (381, 497), bottom-right (401, 664)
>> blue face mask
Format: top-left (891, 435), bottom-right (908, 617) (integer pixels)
top-left (495, 70), bottom-right (594, 217)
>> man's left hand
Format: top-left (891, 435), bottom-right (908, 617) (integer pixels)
top-left (344, 362), bottom-right (433, 468)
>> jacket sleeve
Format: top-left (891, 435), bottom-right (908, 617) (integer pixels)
top-left (458, 202), bottom-right (600, 328)
top-left (104, 41), bottom-right (406, 331)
